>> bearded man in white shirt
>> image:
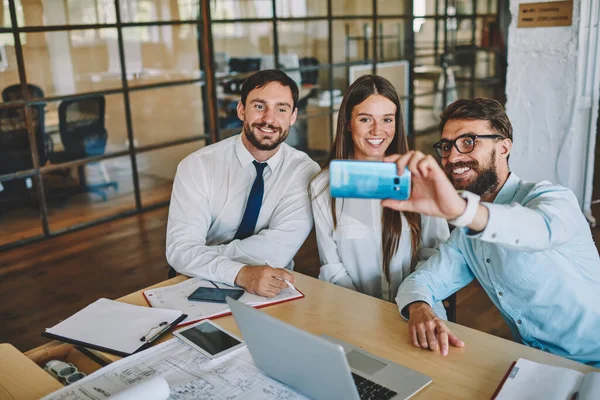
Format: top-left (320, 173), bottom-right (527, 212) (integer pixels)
top-left (166, 70), bottom-right (320, 297)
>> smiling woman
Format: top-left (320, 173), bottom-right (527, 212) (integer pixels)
top-left (309, 75), bottom-right (450, 311)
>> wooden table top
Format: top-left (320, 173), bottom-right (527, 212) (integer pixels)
top-left (34, 272), bottom-right (596, 399)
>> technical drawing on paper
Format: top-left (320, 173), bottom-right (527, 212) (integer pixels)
top-left (42, 338), bottom-right (309, 400)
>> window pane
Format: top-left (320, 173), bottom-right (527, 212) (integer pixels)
top-left (276, 0), bottom-right (326, 17)
top-left (305, 109), bottom-right (335, 161)
top-left (376, 20), bottom-right (408, 62)
top-left (23, 29), bottom-right (121, 97)
top-left (1, 0), bottom-right (25, 28)
top-left (414, 18), bottom-right (444, 66)
top-left (477, 0), bottom-right (498, 14)
top-left (211, 0), bottom-right (273, 20)
top-left (121, 25), bottom-right (202, 87)
top-left (19, 0), bottom-right (116, 26)
top-left (377, 0), bottom-right (407, 15)
top-left (44, 155), bottom-right (136, 233)
top-left (277, 20), bottom-right (327, 86)
top-left (137, 141), bottom-right (205, 207)
top-left (129, 84), bottom-right (206, 147)
top-left (0, 174), bottom-right (44, 246)
top-left (332, 20), bottom-right (375, 64)
top-left (119, 0), bottom-right (192, 23)
top-left (0, 37), bottom-right (21, 97)
top-left (332, 0), bottom-right (372, 16)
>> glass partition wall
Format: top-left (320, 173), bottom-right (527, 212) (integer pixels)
top-left (0, 0), bottom-right (504, 250)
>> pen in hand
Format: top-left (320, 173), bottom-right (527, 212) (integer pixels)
top-left (264, 260), bottom-right (296, 290)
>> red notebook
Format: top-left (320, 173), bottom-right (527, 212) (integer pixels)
top-left (143, 277), bottom-right (304, 326)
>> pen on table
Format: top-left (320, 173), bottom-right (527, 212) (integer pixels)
top-left (264, 260), bottom-right (296, 290)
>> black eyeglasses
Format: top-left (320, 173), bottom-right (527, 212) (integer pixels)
top-left (433, 134), bottom-right (505, 158)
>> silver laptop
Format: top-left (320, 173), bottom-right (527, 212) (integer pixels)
top-left (226, 297), bottom-right (432, 400)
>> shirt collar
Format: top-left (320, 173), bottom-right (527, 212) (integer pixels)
top-left (493, 172), bottom-right (520, 204)
top-left (234, 133), bottom-right (284, 172)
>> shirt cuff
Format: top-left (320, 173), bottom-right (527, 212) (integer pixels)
top-left (318, 263), bottom-right (350, 285)
top-left (462, 202), bottom-right (503, 242)
top-left (217, 260), bottom-right (246, 287)
top-left (396, 293), bottom-right (435, 320)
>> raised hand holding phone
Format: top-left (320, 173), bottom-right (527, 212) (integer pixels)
top-left (380, 152), bottom-right (466, 220)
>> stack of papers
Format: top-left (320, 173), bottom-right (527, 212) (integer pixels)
top-left (42, 338), bottom-right (308, 400)
top-left (44, 298), bottom-right (186, 357)
top-left (143, 278), bottom-right (304, 325)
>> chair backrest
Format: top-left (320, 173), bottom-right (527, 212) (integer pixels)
top-left (299, 57), bottom-right (320, 85)
top-left (2, 84), bottom-right (44, 102)
top-left (0, 105), bottom-right (46, 174)
top-left (58, 95), bottom-right (107, 159)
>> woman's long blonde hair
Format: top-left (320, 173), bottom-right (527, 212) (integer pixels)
top-left (311, 75), bottom-right (421, 280)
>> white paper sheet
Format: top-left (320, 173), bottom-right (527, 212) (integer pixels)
top-left (42, 338), bottom-right (309, 400)
top-left (144, 278), bottom-right (303, 325)
top-left (110, 376), bottom-right (170, 400)
top-left (45, 298), bottom-right (183, 355)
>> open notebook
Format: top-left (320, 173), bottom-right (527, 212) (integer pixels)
top-left (143, 278), bottom-right (304, 326)
top-left (493, 358), bottom-right (600, 400)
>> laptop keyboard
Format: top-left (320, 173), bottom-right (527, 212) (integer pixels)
top-left (351, 372), bottom-right (398, 400)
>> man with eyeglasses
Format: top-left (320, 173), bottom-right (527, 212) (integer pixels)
top-left (384, 98), bottom-right (600, 367)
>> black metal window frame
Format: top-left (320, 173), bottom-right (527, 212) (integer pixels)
top-left (0, 0), bottom-right (502, 251)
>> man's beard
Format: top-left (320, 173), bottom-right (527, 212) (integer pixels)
top-left (243, 122), bottom-right (289, 151)
top-left (444, 150), bottom-right (499, 197)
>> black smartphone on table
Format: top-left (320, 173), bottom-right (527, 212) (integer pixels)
top-left (187, 287), bottom-right (245, 303)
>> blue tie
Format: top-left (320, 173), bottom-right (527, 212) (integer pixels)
top-left (235, 161), bottom-right (267, 240)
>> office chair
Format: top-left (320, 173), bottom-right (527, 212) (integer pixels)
top-left (0, 105), bottom-right (49, 194)
top-left (2, 83), bottom-right (44, 102)
top-left (222, 58), bottom-right (262, 94)
top-left (49, 95), bottom-right (118, 201)
top-left (299, 57), bottom-right (320, 85)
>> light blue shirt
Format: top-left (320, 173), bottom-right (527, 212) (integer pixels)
top-left (395, 173), bottom-right (600, 367)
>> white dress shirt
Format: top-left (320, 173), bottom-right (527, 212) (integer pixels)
top-left (310, 172), bottom-right (450, 315)
top-left (167, 134), bottom-right (321, 286)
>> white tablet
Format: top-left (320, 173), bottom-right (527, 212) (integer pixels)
top-left (174, 320), bottom-right (245, 359)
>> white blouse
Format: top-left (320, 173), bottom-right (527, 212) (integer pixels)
top-left (310, 172), bottom-right (450, 316)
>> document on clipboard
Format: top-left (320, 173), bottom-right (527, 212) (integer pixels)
top-left (43, 298), bottom-right (187, 357)
top-left (143, 278), bottom-right (304, 326)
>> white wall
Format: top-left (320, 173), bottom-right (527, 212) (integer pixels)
top-left (506, 0), bottom-right (600, 210)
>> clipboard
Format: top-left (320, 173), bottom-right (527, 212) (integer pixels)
top-left (43, 298), bottom-right (187, 357)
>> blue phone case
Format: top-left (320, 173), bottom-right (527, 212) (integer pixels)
top-left (329, 160), bottom-right (411, 200)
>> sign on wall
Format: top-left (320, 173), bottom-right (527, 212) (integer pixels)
top-left (517, 1), bottom-right (573, 28)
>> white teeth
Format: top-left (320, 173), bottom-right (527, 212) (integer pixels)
top-left (366, 138), bottom-right (384, 145)
top-left (258, 127), bottom-right (275, 133)
top-left (453, 167), bottom-right (470, 175)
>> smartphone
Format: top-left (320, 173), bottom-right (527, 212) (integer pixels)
top-left (187, 287), bottom-right (245, 303)
top-left (174, 320), bottom-right (245, 359)
top-left (329, 160), bottom-right (411, 200)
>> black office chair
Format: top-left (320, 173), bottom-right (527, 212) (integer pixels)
top-left (0, 105), bottom-right (49, 195)
top-left (49, 95), bottom-right (118, 201)
top-left (222, 58), bottom-right (262, 94)
top-left (2, 83), bottom-right (44, 102)
top-left (299, 57), bottom-right (320, 85)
